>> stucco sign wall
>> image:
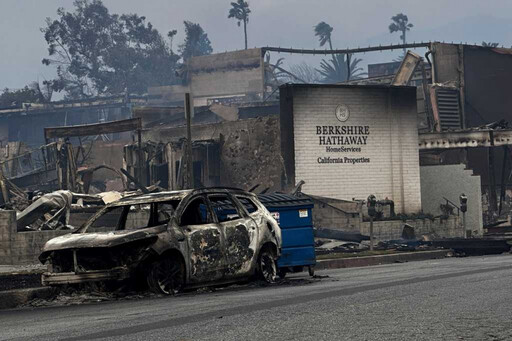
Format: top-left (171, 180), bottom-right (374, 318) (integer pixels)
top-left (316, 120), bottom-right (371, 165)
top-left (280, 84), bottom-right (422, 214)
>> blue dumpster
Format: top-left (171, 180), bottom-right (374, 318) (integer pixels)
top-left (258, 194), bottom-right (316, 277)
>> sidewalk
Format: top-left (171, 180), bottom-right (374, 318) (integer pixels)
top-left (316, 249), bottom-right (449, 270)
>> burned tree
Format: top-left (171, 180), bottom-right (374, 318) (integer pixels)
top-left (41, 0), bottom-right (180, 98)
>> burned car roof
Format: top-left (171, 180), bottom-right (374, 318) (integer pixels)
top-left (109, 190), bottom-right (193, 206)
top-left (106, 187), bottom-right (256, 207)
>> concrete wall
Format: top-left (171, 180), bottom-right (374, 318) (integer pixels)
top-left (309, 194), bottom-right (462, 240)
top-left (188, 48), bottom-right (265, 101)
top-left (82, 140), bottom-right (129, 186)
top-left (420, 164), bottom-right (483, 235)
top-left (359, 216), bottom-right (462, 241)
top-left (309, 197), bottom-right (361, 232)
top-left (148, 85), bottom-right (189, 105)
top-left (0, 208), bottom-right (139, 265)
top-left (0, 210), bottom-right (69, 265)
top-left (281, 84), bottom-right (421, 214)
top-left (143, 116), bottom-right (283, 192)
top-left (149, 49), bottom-right (265, 106)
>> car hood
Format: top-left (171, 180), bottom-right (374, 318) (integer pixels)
top-left (41, 226), bottom-right (165, 254)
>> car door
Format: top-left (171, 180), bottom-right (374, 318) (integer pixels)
top-left (207, 193), bottom-right (257, 278)
top-left (179, 195), bottom-right (224, 283)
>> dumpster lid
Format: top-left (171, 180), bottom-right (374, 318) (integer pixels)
top-left (257, 193), bottom-right (313, 208)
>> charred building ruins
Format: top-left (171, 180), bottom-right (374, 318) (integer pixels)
top-left (1, 42), bottom-right (512, 264)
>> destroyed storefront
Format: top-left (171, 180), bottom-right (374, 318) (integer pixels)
top-left (124, 111), bottom-right (283, 193)
top-left (125, 139), bottom-right (221, 189)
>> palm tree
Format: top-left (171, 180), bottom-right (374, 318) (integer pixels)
top-left (317, 54), bottom-right (366, 83)
top-left (167, 29), bottom-right (178, 54)
top-left (482, 41), bottom-right (499, 47)
top-left (314, 21), bottom-right (334, 50)
top-left (314, 21), bottom-right (342, 79)
top-left (228, 0), bottom-right (251, 49)
top-left (314, 22), bottom-right (364, 82)
top-left (389, 13), bottom-right (414, 52)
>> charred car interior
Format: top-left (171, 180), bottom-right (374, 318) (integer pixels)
top-left (39, 188), bottom-right (282, 294)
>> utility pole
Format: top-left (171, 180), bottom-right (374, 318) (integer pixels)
top-left (184, 93), bottom-right (194, 189)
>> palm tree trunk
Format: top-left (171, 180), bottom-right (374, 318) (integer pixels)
top-left (328, 38), bottom-right (336, 67)
top-left (244, 19), bottom-right (248, 49)
top-left (346, 54), bottom-right (351, 81)
top-left (402, 29), bottom-right (406, 54)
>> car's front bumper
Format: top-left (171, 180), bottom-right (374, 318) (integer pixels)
top-left (41, 267), bottom-right (131, 286)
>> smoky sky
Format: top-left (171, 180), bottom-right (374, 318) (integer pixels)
top-left (2, 0), bottom-right (512, 91)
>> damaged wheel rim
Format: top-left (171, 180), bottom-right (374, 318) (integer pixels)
top-left (260, 253), bottom-right (276, 283)
top-left (151, 258), bottom-right (184, 295)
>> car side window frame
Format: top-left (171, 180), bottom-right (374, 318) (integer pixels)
top-left (206, 193), bottom-right (246, 223)
top-left (178, 194), bottom-right (214, 227)
top-left (115, 205), bottom-right (130, 230)
top-left (233, 195), bottom-right (260, 216)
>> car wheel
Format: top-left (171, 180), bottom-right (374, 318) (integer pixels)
top-left (258, 247), bottom-right (277, 283)
top-left (147, 256), bottom-right (185, 295)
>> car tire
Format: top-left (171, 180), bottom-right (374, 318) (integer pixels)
top-left (147, 256), bottom-right (185, 295)
top-left (257, 247), bottom-right (277, 283)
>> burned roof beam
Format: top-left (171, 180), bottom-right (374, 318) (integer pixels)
top-left (262, 42), bottom-right (431, 55)
top-left (44, 118), bottom-right (142, 139)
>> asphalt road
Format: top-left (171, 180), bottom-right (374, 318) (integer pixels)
top-left (2, 255), bottom-right (512, 341)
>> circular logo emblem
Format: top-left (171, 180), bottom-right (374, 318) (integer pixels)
top-left (335, 104), bottom-right (350, 122)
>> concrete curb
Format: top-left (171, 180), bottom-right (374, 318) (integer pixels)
top-left (0, 287), bottom-right (56, 310)
top-left (316, 250), bottom-right (449, 270)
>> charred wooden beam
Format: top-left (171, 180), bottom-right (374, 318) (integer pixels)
top-left (262, 42), bottom-right (431, 55)
top-left (44, 118), bottom-right (142, 139)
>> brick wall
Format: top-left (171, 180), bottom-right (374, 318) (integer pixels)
top-left (287, 85), bottom-right (421, 214)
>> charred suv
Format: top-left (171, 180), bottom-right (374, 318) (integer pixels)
top-left (39, 188), bottom-right (282, 294)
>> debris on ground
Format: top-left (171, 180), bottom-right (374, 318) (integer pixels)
top-left (315, 235), bottom-right (441, 256)
top-left (21, 287), bottom-right (160, 308)
top-left (21, 274), bottom-right (330, 308)
top-left (316, 239), bottom-right (366, 255)
top-left (314, 227), bottom-right (369, 243)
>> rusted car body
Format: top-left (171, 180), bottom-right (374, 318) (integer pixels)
top-left (39, 188), bottom-right (282, 294)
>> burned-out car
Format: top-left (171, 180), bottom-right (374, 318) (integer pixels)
top-left (39, 188), bottom-right (282, 294)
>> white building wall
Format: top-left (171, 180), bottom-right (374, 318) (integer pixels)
top-left (420, 164), bottom-right (483, 235)
top-left (292, 86), bottom-right (421, 214)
